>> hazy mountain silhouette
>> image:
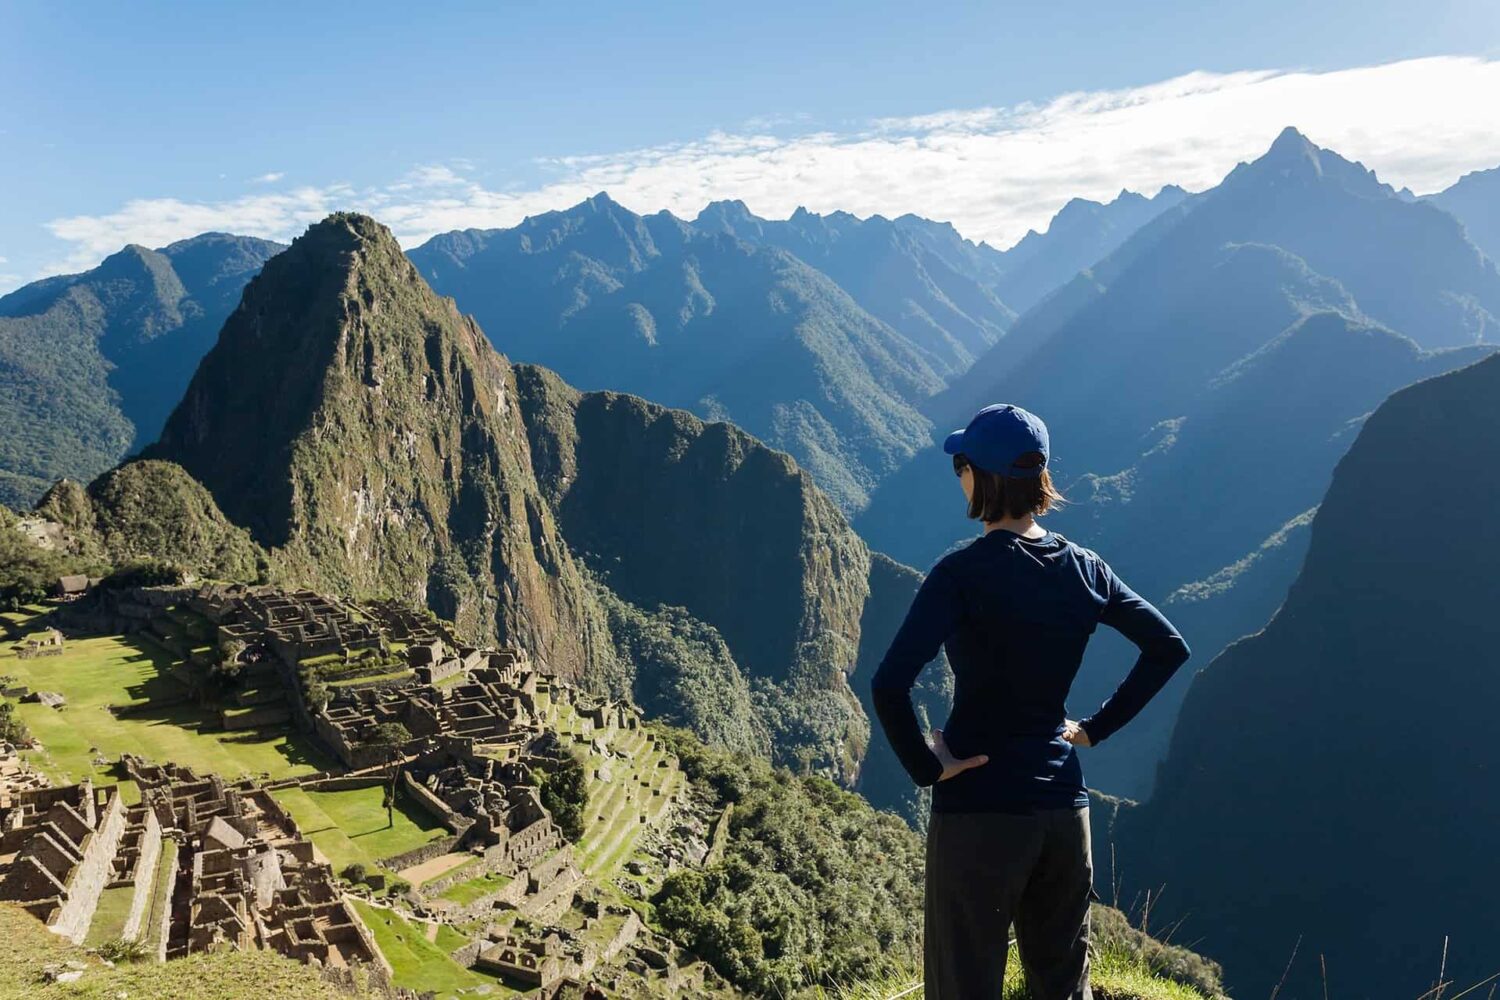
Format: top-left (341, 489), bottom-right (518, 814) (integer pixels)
top-left (1111, 350), bottom-right (1500, 999)
top-left (1428, 163), bottom-right (1500, 264)
top-left (0, 234), bottom-right (283, 505)
top-left (694, 200), bottom-right (1014, 376)
top-left (986, 185), bottom-right (1189, 314)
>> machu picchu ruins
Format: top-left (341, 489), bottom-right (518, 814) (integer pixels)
top-left (0, 582), bottom-right (733, 997)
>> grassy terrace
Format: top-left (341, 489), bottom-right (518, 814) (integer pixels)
top-left (1, 613), bottom-right (329, 789)
top-left (82, 884), bottom-right (137, 947)
top-left (538, 697), bottom-right (682, 880)
top-left (437, 869), bottom-right (512, 905)
top-left (348, 899), bottom-right (519, 1000)
top-left (558, 704), bottom-right (681, 875)
top-left (270, 785), bottom-right (448, 878)
top-left (327, 667), bottom-right (412, 688)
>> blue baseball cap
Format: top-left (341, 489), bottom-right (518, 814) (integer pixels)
top-left (942, 403), bottom-right (1050, 478)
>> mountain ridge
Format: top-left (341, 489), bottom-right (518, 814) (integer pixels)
top-left (0, 232), bottom-right (284, 507)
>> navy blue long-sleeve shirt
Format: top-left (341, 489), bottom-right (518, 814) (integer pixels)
top-left (870, 528), bottom-right (1190, 813)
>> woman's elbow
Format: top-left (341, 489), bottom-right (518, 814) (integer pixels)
top-left (1169, 634), bottom-right (1192, 667)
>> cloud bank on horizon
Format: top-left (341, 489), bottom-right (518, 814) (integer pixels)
top-left (30, 54), bottom-right (1500, 288)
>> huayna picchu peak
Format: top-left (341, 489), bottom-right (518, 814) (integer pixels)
top-left (145, 213), bottom-right (609, 679)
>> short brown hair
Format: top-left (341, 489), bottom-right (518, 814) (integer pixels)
top-left (957, 451), bottom-right (1065, 522)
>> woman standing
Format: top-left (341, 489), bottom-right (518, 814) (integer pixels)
top-left (871, 403), bottom-right (1190, 1000)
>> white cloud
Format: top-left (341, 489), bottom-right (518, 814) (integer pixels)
top-left (35, 54), bottom-right (1500, 281)
top-left (251, 172), bottom-right (285, 184)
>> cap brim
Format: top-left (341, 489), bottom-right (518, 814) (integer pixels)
top-left (942, 430), bottom-right (965, 455)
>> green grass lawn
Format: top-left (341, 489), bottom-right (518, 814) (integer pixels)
top-left (437, 870), bottom-right (512, 905)
top-left (82, 884), bottom-right (137, 947)
top-left (1, 632), bottom-right (329, 787)
top-left (143, 839), bottom-right (178, 948)
top-left (271, 785), bottom-right (448, 876)
top-left (327, 667), bottom-right (412, 688)
top-left (348, 899), bottom-right (518, 999)
top-left (433, 923), bottom-right (470, 953)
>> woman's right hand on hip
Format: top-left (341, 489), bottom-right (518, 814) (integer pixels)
top-left (931, 728), bottom-right (989, 782)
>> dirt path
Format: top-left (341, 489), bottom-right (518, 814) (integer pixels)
top-left (398, 851), bottom-right (472, 886)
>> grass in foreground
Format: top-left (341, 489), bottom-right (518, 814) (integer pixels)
top-left (811, 942), bottom-right (1213, 1000)
top-left (2, 631), bottom-right (328, 786)
top-left (0, 903), bottom-right (383, 999)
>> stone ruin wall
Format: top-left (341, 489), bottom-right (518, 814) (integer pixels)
top-left (115, 804), bottom-right (163, 942)
top-left (44, 789), bottom-right (127, 943)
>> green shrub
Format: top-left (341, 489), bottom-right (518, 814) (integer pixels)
top-left (532, 751), bottom-right (588, 841)
top-left (99, 559), bottom-right (185, 589)
top-left (0, 701), bottom-right (31, 747)
top-left (650, 724), bottom-right (922, 996)
top-left (96, 938), bottom-right (147, 964)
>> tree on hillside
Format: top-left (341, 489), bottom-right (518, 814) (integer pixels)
top-left (366, 721), bottom-right (411, 828)
top-left (531, 751), bottom-right (588, 841)
top-left (303, 678), bottom-right (330, 715)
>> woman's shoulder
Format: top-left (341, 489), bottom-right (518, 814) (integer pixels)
top-left (1053, 535), bottom-right (1120, 591)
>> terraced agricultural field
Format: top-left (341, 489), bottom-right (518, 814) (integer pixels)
top-left (538, 695), bottom-right (684, 880)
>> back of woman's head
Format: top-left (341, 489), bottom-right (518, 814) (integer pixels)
top-left (963, 451), bottom-right (1064, 522)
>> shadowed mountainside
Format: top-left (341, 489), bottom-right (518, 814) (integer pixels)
top-left (1111, 351), bottom-right (1500, 998)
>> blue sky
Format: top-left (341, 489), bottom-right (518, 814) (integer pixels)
top-left (3, 0), bottom-right (1499, 291)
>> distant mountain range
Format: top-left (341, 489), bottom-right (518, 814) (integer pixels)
top-left (409, 197), bottom-right (946, 513)
top-left (0, 234), bottom-right (284, 507)
top-left (407, 189), bottom-right (1187, 512)
top-left (854, 128), bottom-right (1500, 796)
top-left (0, 190), bottom-right (1182, 519)
top-left (1112, 349), bottom-right (1500, 999)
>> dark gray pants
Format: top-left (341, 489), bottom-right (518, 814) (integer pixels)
top-left (924, 807), bottom-right (1094, 1000)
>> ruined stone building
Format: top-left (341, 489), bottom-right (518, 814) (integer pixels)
top-left (0, 781), bottom-right (128, 942)
top-left (314, 649), bottom-right (546, 769)
top-left (124, 758), bottom-right (380, 970)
